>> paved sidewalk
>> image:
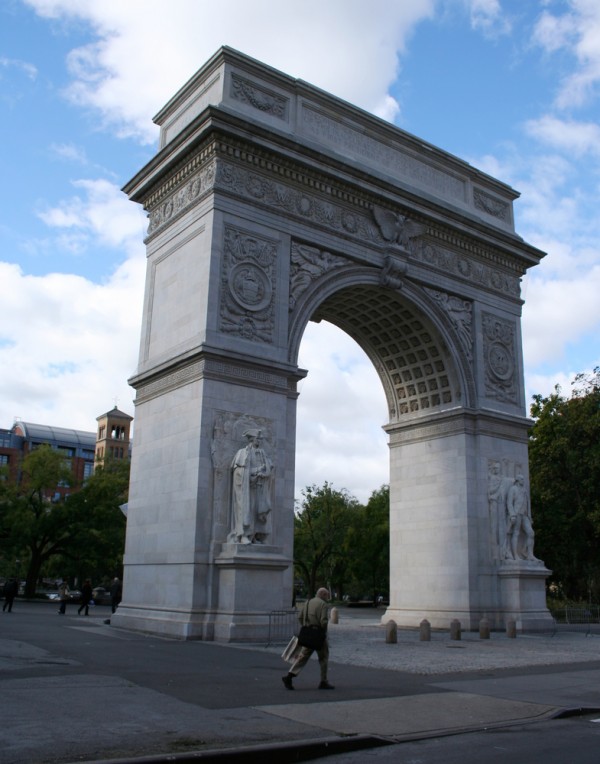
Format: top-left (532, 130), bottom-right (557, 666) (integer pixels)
top-left (1, 603), bottom-right (600, 763)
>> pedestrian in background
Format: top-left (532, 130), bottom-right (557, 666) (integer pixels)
top-left (110, 577), bottom-right (122, 613)
top-left (58, 579), bottom-right (70, 615)
top-left (2, 578), bottom-right (18, 613)
top-left (78, 579), bottom-right (93, 616)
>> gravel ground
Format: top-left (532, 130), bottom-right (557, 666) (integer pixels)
top-left (254, 614), bottom-right (600, 675)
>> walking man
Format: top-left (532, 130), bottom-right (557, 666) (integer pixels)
top-left (282, 587), bottom-right (334, 690)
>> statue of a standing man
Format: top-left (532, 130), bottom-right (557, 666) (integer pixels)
top-left (506, 474), bottom-right (537, 561)
top-left (230, 429), bottom-right (273, 544)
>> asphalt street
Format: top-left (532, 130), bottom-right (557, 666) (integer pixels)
top-left (2, 600), bottom-right (600, 763)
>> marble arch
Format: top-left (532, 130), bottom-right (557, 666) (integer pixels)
top-left (113, 48), bottom-right (553, 640)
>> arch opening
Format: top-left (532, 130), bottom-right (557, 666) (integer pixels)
top-left (303, 284), bottom-right (464, 426)
top-left (296, 319), bottom-right (388, 505)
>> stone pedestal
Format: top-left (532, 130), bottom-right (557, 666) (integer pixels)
top-left (212, 543), bottom-right (291, 641)
top-left (498, 560), bottom-right (554, 632)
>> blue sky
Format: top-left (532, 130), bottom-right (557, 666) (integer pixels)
top-left (1, 0), bottom-right (599, 502)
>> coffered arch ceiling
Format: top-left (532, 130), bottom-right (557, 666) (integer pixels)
top-left (304, 282), bottom-right (466, 423)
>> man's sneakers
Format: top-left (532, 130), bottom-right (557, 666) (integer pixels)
top-left (318, 681), bottom-right (335, 690)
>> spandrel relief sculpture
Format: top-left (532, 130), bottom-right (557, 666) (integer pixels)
top-left (487, 460), bottom-right (539, 563)
top-left (229, 428), bottom-right (273, 544)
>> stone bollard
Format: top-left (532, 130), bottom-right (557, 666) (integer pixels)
top-left (330, 607), bottom-right (339, 624)
top-left (450, 619), bottom-right (461, 640)
top-left (385, 620), bottom-right (397, 644)
top-left (419, 618), bottom-right (431, 641)
top-left (479, 617), bottom-right (490, 639)
top-left (506, 619), bottom-right (517, 638)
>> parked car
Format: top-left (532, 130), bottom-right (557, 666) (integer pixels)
top-left (91, 587), bottom-right (111, 605)
top-left (46, 589), bottom-right (81, 603)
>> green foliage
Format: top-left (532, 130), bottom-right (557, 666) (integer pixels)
top-left (50, 457), bottom-right (129, 585)
top-left (1, 447), bottom-right (129, 594)
top-left (293, 482), bottom-right (390, 602)
top-left (293, 483), bottom-right (358, 597)
top-left (344, 485), bottom-right (389, 603)
top-left (529, 368), bottom-right (600, 601)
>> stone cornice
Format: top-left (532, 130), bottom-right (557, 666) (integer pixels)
top-left (385, 408), bottom-right (531, 446)
top-left (129, 347), bottom-right (306, 404)
top-left (138, 129), bottom-right (536, 297)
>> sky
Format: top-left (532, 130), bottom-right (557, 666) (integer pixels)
top-left (1, 0), bottom-right (599, 503)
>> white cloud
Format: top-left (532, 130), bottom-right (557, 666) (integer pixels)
top-left (50, 142), bottom-right (88, 164)
top-left (533, 1), bottom-right (600, 109)
top-left (296, 321), bottom-right (389, 503)
top-left (525, 115), bottom-right (600, 157)
top-left (468, 0), bottom-right (511, 36)
top-left (0, 55), bottom-right (37, 79)
top-left (0, 258), bottom-right (144, 430)
top-left (0, 178), bottom-right (146, 431)
top-left (522, 264), bottom-right (600, 366)
top-left (25, 0), bottom-right (435, 142)
top-left (36, 178), bottom-right (147, 253)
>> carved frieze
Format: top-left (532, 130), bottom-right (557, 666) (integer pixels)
top-left (412, 239), bottom-right (521, 299)
top-left (289, 242), bottom-right (347, 310)
top-left (215, 159), bottom-right (382, 245)
top-left (482, 313), bottom-right (518, 404)
top-left (230, 73), bottom-right (289, 120)
top-left (220, 226), bottom-right (278, 343)
top-left (143, 142), bottom-right (523, 304)
top-left (425, 288), bottom-right (473, 362)
top-left (147, 160), bottom-right (216, 237)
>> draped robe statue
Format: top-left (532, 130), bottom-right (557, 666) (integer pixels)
top-left (230, 429), bottom-right (272, 544)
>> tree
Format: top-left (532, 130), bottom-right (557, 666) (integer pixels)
top-left (529, 368), bottom-right (600, 601)
top-left (2, 447), bottom-right (129, 595)
top-left (293, 483), bottom-right (358, 597)
top-left (52, 457), bottom-right (129, 585)
top-left (345, 485), bottom-right (389, 604)
top-left (4, 445), bottom-right (77, 595)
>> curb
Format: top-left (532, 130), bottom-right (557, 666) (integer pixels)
top-left (83, 734), bottom-right (392, 763)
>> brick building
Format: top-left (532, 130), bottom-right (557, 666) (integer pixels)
top-left (0, 407), bottom-right (132, 501)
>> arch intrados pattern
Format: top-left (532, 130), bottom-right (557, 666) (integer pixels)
top-left (291, 267), bottom-right (468, 422)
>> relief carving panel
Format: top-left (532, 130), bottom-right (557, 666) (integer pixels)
top-left (425, 288), bottom-right (473, 362)
top-left (482, 312), bottom-right (518, 404)
top-left (219, 225), bottom-right (278, 343)
top-left (289, 242), bottom-right (347, 310)
top-left (230, 73), bottom-right (289, 120)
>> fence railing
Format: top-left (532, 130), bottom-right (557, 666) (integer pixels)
top-left (550, 606), bottom-right (600, 636)
top-left (267, 609), bottom-right (298, 646)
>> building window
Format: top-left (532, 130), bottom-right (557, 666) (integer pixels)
top-left (83, 462), bottom-right (94, 479)
top-left (0, 454), bottom-right (8, 466)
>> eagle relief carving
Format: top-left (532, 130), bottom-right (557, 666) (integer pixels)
top-left (372, 206), bottom-right (425, 250)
